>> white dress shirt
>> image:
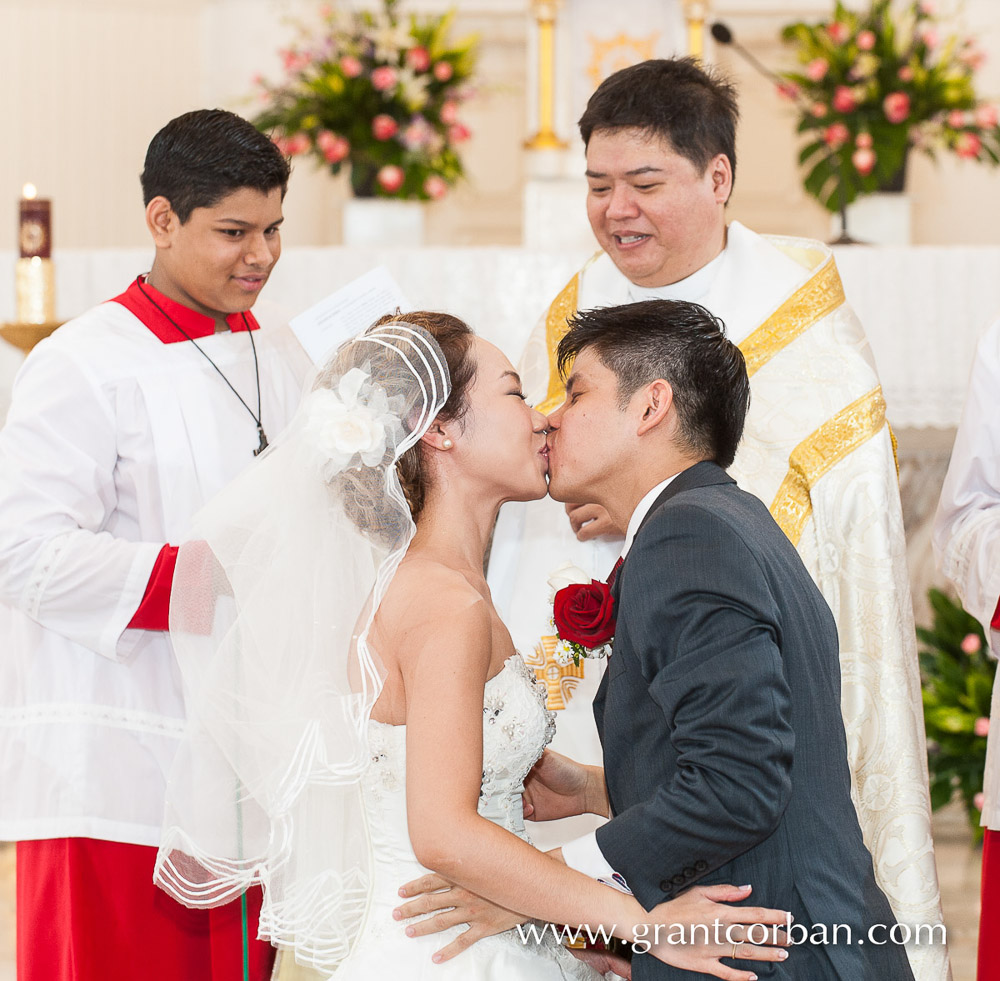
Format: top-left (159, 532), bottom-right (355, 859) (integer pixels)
top-left (560, 473), bottom-right (679, 891)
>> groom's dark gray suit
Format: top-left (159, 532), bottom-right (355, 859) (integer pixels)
top-left (593, 461), bottom-right (915, 980)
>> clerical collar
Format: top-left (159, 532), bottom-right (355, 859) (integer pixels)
top-left (626, 247), bottom-right (728, 305)
top-left (111, 276), bottom-right (260, 344)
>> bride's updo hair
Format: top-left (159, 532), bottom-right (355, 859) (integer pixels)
top-left (369, 310), bottom-right (476, 519)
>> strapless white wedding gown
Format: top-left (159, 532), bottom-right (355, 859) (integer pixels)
top-left (328, 654), bottom-right (602, 980)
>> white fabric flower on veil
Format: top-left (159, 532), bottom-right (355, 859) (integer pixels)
top-left (303, 367), bottom-right (403, 480)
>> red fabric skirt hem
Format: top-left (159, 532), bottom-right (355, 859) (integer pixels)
top-left (16, 837), bottom-right (274, 981)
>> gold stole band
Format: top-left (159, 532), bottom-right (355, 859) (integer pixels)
top-left (769, 387), bottom-right (888, 546)
top-left (739, 256), bottom-right (845, 377)
top-left (537, 272), bottom-right (581, 415)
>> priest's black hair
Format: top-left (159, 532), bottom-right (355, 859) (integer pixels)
top-left (141, 109), bottom-right (291, 223)
top-left (557, 299), bottom-right (750, 470)
top-left (578, 58), bottom-right (739, 196)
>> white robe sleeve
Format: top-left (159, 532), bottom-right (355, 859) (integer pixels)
top-left (934, 317), bottom-right (1000, 651)
top-left (0, 345), bottom-right (162, 660)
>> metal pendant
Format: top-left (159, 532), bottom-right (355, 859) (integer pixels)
top-left (254, 424), bottom-right (269, 457)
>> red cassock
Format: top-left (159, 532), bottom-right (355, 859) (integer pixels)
top-left (17, 839), bottom-right (274, 981)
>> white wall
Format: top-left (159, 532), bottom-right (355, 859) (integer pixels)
top-left (1, 0), bottom-right (999, 249)
top-left (0, 0), bottom-right (528, 249)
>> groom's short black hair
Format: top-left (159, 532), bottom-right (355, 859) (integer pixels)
top-left (557, 299), bottom-right (750, 469)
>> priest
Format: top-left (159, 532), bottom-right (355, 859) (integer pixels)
top-left (0, 109), bottom-right (308, 981)
top-left (488, 58), bottom-right (949, 981)
top-left (933, 317), bottom-right (1000, 981)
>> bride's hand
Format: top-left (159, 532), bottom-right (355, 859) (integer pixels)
top-left (642, 884), bottom-right (790, 980)
top-left (394, 872), bottom-right (526, 963)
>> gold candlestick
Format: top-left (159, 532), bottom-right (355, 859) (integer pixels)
top-left (525, 0), bottom-right (568, 151)
top-left (682, 0), bottom-right (709, 60)
top-left (16, 256), bottom-right (56, 326)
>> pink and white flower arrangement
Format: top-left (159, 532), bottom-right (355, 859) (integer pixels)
top-left (377, 164), bottom-right (405, 193)
top-left (780, 0), bottom-right (1000, 213)
top-left (962, 632), bottom-right (983, 654)
top-left (251, 0), bottom-right (479, 200)
top-left (824, 122), bottom-right (850, 148)
top-left (372, 114), bottom-right (399, 141)
top-left (882, 91), bottom-right (911, 124)
top-left (851, 146), bottom-right (876, 174)
top-left (405, 46), bottom-right (431, 72)
top-left (423, 175), bottom-right (449, 200)
top-left (370, 65), bottom-right (399, 92)
top-left (316, 130), bottom-right (350, 163)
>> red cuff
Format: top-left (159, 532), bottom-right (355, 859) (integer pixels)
top-left (127, 545), bottom-right (178, 631)
top-left (992, 595), bottom-right (1000, 633)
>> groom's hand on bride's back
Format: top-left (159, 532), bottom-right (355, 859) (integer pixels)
top-left (393, 873), bottom-right (525, 962)
top-left (565, 503), bottom-right (624, 542)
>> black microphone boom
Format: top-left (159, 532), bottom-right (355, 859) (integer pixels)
top-left (711, 21), bottom-right (791, 92)
top-left (709, 23), bottom-right (732, 44)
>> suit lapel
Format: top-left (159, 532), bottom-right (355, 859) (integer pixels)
top-left (593, 666), bottom-right (610, 743)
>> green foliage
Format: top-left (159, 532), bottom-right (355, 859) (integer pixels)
top-left (779, 0), bottom-right (1000, 212)
top-left (918, 588), bottom-right (994, 842)
top-left (249, 1), bottom-right (479, 200)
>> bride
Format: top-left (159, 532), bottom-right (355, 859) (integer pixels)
top-left (154, 313), bottom-right (788, 980)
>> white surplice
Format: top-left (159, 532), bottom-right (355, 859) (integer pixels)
top-left (0, 295), bottom-right (307, 846)
top-left (934, 316), bottom-right (1000, 828)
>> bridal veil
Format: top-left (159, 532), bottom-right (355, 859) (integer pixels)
top-left (154, 322), bottom-right (451, 972)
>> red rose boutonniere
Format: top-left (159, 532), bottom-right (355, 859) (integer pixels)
top-left (549, 564), bottom-right (616, 666)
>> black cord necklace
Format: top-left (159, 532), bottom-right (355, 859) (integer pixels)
top-left (136, 278), bottom-right (269, 456)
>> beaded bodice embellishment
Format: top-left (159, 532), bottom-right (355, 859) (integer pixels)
top-left (363, 655), bottom-right (556, 836)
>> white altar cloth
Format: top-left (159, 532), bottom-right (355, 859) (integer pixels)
top-left (2, 245), bottom-right (997, 429)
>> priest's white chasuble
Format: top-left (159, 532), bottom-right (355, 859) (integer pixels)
top-left (489, 222), bottom-right (950, 981)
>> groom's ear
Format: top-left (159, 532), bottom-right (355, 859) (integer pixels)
top-left (635, 379), bottom-right (674, 437)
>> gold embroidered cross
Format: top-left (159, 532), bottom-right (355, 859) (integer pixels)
top-left (524, 636), bottom-right (584, 711)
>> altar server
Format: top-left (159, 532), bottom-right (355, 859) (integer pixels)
top-left (488, 58), bottom-right (949, 981)
top-left (0, 109), bottom-right (308, 981)
top-left (934, 318), bottom-right (1000, 981)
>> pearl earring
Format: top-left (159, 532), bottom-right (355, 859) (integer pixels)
top-left (442, 438), bottom-right (453, 449)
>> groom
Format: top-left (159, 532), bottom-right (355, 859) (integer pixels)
top-left (538, 299), bottom-right (914, 979)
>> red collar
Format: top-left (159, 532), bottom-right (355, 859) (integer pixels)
top-left (111, 276), bottom-right (260, 344)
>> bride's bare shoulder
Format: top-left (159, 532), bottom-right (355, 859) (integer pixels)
top-left (379, 556), bottom-right (488, 633)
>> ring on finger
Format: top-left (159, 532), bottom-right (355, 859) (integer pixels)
top-left (731, 941), bottom-right (739, 960)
